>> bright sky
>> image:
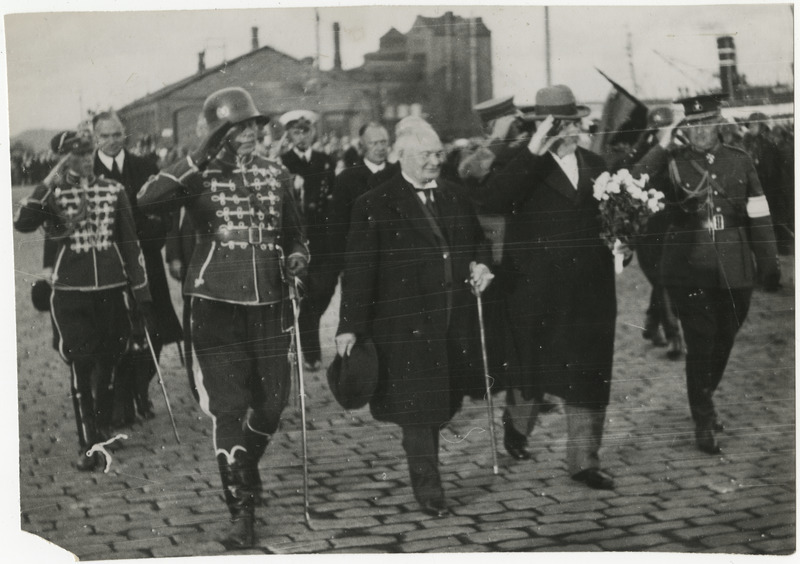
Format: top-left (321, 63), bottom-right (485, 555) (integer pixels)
top-left (3, 1), bottom-right (794, 137)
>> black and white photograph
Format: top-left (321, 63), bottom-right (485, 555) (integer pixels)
top-left (2, 1), bottom-right (795, 562)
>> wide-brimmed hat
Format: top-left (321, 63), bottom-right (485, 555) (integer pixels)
top-left (326, 338), bottom-right (378, 410)
top-left (520, 85), bottom-right (591, 121)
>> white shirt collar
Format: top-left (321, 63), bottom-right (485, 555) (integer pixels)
top-left (363, 158), bottom-right (386, 174)
top-left (549, 150), bottom-right (579, 189)
top-left (97, 150), bottom-right (125, 172)
top-left (293, 147), bottom-right (312, 162)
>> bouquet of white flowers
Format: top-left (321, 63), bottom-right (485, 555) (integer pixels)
top-left (593, 169), bottom-right (665, 274)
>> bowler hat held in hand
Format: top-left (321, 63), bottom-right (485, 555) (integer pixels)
top-left (326, 338), bottom-right (379, 410)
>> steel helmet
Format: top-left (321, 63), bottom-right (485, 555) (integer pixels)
top-left (202, 87), bottom-right (269, 132)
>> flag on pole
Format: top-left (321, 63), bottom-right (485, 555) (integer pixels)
top-left (591, 68), bottom-right (649, 157)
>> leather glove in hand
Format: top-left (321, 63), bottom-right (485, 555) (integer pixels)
top-left (287, 255), bottom-right (308, 278)
top-left (190, 121), bottom-right (236, 169)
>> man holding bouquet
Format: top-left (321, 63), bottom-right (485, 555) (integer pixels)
top-left (633, 94), bottom-right (781, 455)
top-left (480, 84), bottom-right (627, 490)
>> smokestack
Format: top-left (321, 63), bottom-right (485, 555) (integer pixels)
top-left (333, 22), bottom-right (342, 71)
top-left (198, 51), bottom-right (206, 73)
top-left (717, 36), bottom-right (739, 99)
top-left (252, 27), bottom-right (259, 50)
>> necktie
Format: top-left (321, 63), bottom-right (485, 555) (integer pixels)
top-left (422, 190), bottom-right (440, 218)
top-left (111, 158), bottom-right (121, 179)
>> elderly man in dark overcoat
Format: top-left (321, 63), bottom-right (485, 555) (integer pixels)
top-left (335, 121), bottom-right (493, 517)
top-left (480, 85), bottom-right (624, 490)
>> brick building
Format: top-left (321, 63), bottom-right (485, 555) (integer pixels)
top-left (117, 11), bottom-right (493, 151)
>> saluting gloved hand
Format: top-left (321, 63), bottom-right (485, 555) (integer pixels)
top-left (190, 121), bottom-right (237, 169)
top-left (287, 254), bottom-right (308, 278)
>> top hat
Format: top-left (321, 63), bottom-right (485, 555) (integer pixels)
top-left (279, 110), bottom-right (319, 130)
top-left (473, 95), bottom-right (516, 123)
top-left (521, 85), bottom-right (591, 121)
top-left (675, 93), bottom-right (727, 123)
top-left (326, 338), bottom-right (379, 410)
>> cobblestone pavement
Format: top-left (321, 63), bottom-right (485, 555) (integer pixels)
top-left (10, 187), bottom-right (795, 561)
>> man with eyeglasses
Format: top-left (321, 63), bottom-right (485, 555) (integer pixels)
top-left (634, 94), bottom-right (780, 455)
top-left (137, 87), bottom-right (309, 549)
top-left (480, 84), bottom-right (627, 490)
top-left (335, 120), bottom-right (493, 517)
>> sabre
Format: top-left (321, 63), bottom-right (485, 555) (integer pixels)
top-left (143, 326), bottom-right (181, 444)
top-left (475, 290), bottom-right (500, 475)
top-left (288, 276), bottom-right (312, 527)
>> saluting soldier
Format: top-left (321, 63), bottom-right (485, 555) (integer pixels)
top-left (634, 94), bottom-right (781, 455)
top-left (137, 87), bottom-right (309, 549)
top-left (14, 131), bottom-right (153, 471)
top-left (279, 110), bottom-right (336, 370)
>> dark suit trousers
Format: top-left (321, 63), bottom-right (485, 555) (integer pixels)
top-left (668, 286), bottom-right (752, 428)
top-left (401, 425), bottom-right (444, 504)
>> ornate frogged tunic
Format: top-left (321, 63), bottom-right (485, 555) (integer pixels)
top-left (137, 153), bottom-right (308, 305)
top-left (14, 171), bottom-right (150, 303)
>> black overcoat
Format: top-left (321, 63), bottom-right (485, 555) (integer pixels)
top-left (95, 150), bottom-right (183, 344)
top-left (337, 175), bottom-right (489, 426)
top-left (482, 148), bottom-right (617, 407)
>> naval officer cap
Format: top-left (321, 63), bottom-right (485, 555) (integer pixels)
top-left (279, 110), bottom-right (319, 131)
top-left (675, 93), bottom-right (727, 123)
top-left (473, 95), bottom-right (516, 123)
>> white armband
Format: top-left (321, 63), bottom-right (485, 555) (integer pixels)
top-left (746, 195), bottom-right (770, 218)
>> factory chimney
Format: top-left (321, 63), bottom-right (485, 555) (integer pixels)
top-left (333, 22), bottom-right (342, 71)
top-left (252, 27), bottom-right (259, 50)
top-left (198, 51), bottom-right (206, 73)
top-left (717, 36), bottom-right (740, 100)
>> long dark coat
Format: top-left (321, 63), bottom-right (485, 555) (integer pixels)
top-left (482, 148), bottom-right (616, 408)
top-left (337, 174), bottom-right (489, 427)
top-left (95, 150), bottom-right (183, 344)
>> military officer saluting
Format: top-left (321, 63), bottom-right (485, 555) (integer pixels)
top-left (634, 94), bottom-right (781, 455)
top-left (137, 87), bottom-right (308, 549)
top-left (14, 130), bottom-right (153, 471)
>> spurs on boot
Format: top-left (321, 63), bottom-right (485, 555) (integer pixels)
top-left (695, 428), bottom-right (721, 454)
top-left (502, 411), bottom-right (531, 461)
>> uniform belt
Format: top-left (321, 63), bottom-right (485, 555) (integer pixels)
top-left (216, 225), bottom-right (278, 246)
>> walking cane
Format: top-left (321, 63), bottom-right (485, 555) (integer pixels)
top-left (288, 276), bottom-right (312, 527)
top-left (143, 327), bottom-right (181, 444)
top-left (475, 290), bottom-right (499, 475)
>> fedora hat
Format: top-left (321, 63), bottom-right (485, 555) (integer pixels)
top-left (326, 338), bottom-right (378, 410)
top-left (521, 84), bottom-right (591, 121)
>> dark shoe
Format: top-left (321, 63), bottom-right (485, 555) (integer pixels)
top-left (666, 335), bottom-right (684, 360)
top-left (419, 498), bottom-right (450, 518)
top-left (75, 448), bottom-right (98, 471)
top-left (502, 411), bottom-right (531, 461)
top-left (222, 514), bottom-right (255, 549)
top-left (695, 428), bottom-right (721, 454)
top-left (571, 468), bottom-right (615, 490)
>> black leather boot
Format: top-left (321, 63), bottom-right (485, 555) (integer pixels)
top-left (218, 452), bottom-right (256, 549)
top-left (245, 429), bottom-right (270, 506)
top-left (502, 410), bottom-right (531, 460)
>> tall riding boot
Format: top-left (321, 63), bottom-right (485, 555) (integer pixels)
top-left (218, 451), bottom-right (256, 549)
top-left (244, 429), bottom-right (270, 506)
